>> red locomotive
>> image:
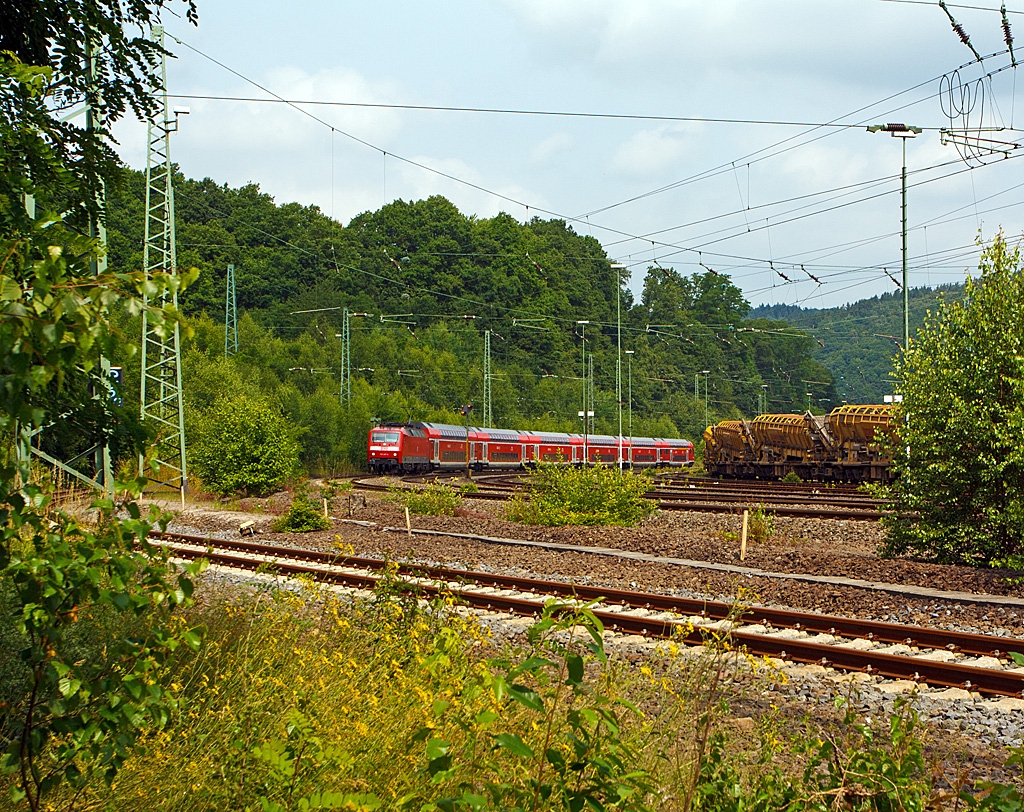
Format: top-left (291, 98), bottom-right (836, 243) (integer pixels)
top-left (367, 422), bottom-right (695, 475)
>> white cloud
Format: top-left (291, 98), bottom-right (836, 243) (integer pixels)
top-left (611, 126), bottom-right (690, 176)
top-left (530, 132), bottom-right (573, 164)
top-left (112, 65), bottom-right (407, 222)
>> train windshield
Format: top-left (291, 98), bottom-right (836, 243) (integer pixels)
top-left (372, 432), bottom-right (400, 444)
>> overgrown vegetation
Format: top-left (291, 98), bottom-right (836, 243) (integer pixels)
top-left (272, 493), bottom-right (330, 532)
top-left (748, 504), bottom-right (776, 544)
top-left (387, 481), bottom-right (463, 516)
top-left (880, 234), bottom-right (1024, 566)
top-left (505, 463), bottom-right (656, 526)
top-left (18, 573), bottom-right (1018, 811)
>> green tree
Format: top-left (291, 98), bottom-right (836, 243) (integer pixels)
top-left (1, 8), bottom-right (205, 807)
top-left (189, 395), bottom-right (300, 495)
top-left (881, 233), bottom-right (1024, 564)
top-left (0, 0), bottom-right (197, 232)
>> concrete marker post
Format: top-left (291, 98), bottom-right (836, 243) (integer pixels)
top-left (740, 509), bottom-right (749, 561)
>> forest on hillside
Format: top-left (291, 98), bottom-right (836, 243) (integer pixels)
top-left (752, 284), bottom-right (965, 404)
top-left (95, 167), bottom-right (839, 475)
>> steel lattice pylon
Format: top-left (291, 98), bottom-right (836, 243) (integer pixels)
top-left (140, 25), bottom-right (187, 494)
top-left (483, 330), bottom-right (493, 428)
top-left (225, 263), bottom-right (238, 356)
top-left (339, 307), bottom-right (352, 404)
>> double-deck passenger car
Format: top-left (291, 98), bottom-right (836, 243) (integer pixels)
top-left (367, 422), bottom-right (694, 474)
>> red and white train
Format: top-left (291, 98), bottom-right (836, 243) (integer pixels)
top-left (367, 422), bottom-right (695, 474)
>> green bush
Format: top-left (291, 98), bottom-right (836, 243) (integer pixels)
top-left (190, 395), bottom-right (301, 496)
top-left (387, 482), bottom-right (462, 516)
top-left (781, 471), bottom-right (802, 484)
top-left (505, 463), bottom-right (656, 526)
top-left (272, 495), bottom-right (330, 532)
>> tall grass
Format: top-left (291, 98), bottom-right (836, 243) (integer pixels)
top-left (27, 572), bottom-right (941, 811)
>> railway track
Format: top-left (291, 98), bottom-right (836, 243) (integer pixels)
top-left (351, 474), bottom-right (887, 521)
top-left (155, 531), bottom-right (1024, 697)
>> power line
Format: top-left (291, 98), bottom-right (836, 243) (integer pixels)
top-left (164, 92), bottom-right (947, 129)
top-left (877, 0), bottom-right (1024, 13)
top-left (576, 51), bottom-right (1013, 221)
top-left (165, 31), bottom-right (1017, 283)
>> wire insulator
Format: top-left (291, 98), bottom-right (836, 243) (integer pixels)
top-left (1002, 4), bottom-right (1016, 66)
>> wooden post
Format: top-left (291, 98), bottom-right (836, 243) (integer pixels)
top-left (740, 509), bottom-right (749, 561)
top-left (405, 506), bottom-right (412, 540)
top-left (323, 498), bottom-right (329, 519)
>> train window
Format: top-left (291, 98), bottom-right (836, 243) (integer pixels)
top-left (372, 432), bottom-right (400, 444)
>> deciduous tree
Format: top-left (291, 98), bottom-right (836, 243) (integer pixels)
top-left (881, 233), bottom-right (1024, 564)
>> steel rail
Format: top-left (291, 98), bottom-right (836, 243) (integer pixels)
top-left (349, 478), bottom-right (884, 520)
top-left (156, 532), bottom-right (1024, 695)
top-left (654, 492), bottom-right (882, 509)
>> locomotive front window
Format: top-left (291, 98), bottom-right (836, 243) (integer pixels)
top-left (372, 432), bottom-right (400, 444)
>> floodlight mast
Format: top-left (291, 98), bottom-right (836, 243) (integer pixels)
top-left (867, 123), bottom-right (921, 352)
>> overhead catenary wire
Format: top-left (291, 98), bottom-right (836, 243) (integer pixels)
top-left (151, 23), bottom-right (1024, 329)
top-left (164, 31), bottom-right (1017, 288)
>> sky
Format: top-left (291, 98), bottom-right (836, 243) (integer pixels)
top-left (113, 0), bottom-right (1024, 310)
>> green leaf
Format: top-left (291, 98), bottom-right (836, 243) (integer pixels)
top-left (494, 733), bottom-right (534, 759)
top-left (508, 684), bottom-right (544, 712)
top-left (181, 630), bottom-right (202, 651)
top-left (432, 699), bottom-right (450, 718)
top-left (474, 710), bottom-right (498, 727)
top-left (58, 676), bottom-right (81, 698)
top-left (566, 653), bottom-right (584, 686)
top-left (425, 738), bottom-right (450, 760)
top-left (459, 792), bottom-right (486, 811)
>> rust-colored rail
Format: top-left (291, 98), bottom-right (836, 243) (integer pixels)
top-left (351, 478), bottom-right (884, 521)
top-left (156, 532), bottom-right (1024, 697)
